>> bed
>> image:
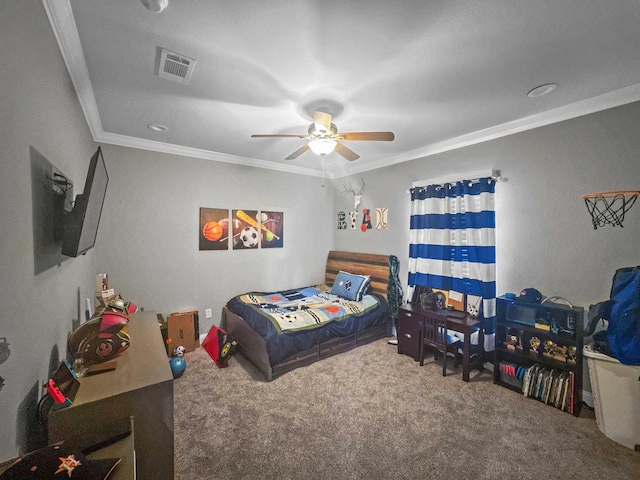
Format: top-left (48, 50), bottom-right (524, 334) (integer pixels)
top-left (222, 251), bottom-right (392, 381)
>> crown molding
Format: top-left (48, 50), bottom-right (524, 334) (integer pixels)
top-left (43, 0), bottom-right (640, 180)
top-left (336, 83), bottom-right (640, 178)
top-left (96, 131), bottom-right (330, 178)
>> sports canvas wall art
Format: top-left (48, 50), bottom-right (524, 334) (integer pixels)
top-left (199, 208), bottom-right (230, 250)
top-left (232, 209), bottom-right (260, 249)
top-left (260, 210), bottom-right (283, 248)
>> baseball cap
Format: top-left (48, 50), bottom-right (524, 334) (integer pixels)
top-left (517, 288), bottom-right (543, 303)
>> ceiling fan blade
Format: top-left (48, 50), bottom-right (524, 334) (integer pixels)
top-left (339, 132), bottom-right (395, 141)
top-left (251, 134), bottom-right (307, 138)
top-left (285, 144), bottom-right (310, 160)
top-left (312, 111), bottom-right (332, 134)
top-left (334, 143), bottom-right (360, 161)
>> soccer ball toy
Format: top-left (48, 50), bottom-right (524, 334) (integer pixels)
top-left (173, 345), bottom-right (186, 357)
top-left (240, 226), bottom-right (258, 248)
top-left (169, 357), bottom-right (186, 378)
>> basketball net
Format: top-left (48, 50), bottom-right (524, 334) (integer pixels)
top-left (582, 190), bottom-right (640, 229)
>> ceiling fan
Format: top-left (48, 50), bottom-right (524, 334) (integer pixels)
top-left (251, 111), bottom-right (395, 161)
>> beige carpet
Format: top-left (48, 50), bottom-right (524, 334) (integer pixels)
top-left (174, 339), bottom-right (640, 479)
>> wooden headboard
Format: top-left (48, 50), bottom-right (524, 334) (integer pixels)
top-left (325, 251), bottom-right (390, 299)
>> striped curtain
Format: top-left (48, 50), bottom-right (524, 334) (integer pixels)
top-left (407, 177), bottom-right (497, 351)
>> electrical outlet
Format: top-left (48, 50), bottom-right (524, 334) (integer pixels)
top-left (205, 308), bottom-right (212, 318)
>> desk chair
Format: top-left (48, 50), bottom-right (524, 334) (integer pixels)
top-left (452, 329), bottom-right (483, 363)
top-left (420, 314), bottom-right (462, 376)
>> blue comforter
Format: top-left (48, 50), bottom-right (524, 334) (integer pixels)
top-left (226, 285), bottom-right (389, 365)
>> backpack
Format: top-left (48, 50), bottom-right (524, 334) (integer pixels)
top-left (585, 266), bottom-right (640, 365)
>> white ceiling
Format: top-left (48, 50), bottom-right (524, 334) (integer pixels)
top-left (44, 0), bottom-right (640, 179)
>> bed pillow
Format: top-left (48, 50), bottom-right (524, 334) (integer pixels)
top-left (330, 271), bottom-right (371, 301)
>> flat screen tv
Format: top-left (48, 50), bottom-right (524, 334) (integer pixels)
top-left (57, 147), bottom-right (109, 257)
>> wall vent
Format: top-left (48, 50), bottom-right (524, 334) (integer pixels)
top-left (157, 48), bottom-right (196, 84)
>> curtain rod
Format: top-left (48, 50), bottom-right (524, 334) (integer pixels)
top-left (410, 169), bottom-right (502, 190)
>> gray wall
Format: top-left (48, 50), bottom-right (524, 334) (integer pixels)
top-left (95, 145), bottom-right (334, 332)
top-left (3, 0), bottom-right (640, 465)
top-left (334, 101), bottom-right (640, 312)
top-left (1, 0), bottom-right (100, 462)
top-left (333, 101), bottom-right (640, 399)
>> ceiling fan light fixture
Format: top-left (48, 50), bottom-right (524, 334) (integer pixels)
top-left (308, 139), bottom-right (337, 156)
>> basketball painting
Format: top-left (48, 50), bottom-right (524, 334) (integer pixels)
top-left (260, 211), bottom-right (283, 248)
top-left (199, 208), bottom-right (230, 250)
top-left (232, 209), bottom-right (260, 250)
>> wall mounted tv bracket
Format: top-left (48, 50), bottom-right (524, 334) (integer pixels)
top-left (48, 173), bottom-right (73, 242)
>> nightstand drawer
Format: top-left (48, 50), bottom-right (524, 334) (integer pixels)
top-left (397, 307), bottom-right (421, 361)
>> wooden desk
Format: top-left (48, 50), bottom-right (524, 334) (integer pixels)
top-left (398, 304), bottom-right (484, 381)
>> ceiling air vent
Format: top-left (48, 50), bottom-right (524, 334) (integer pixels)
top-left (157, 48), bottom-right (196, 84)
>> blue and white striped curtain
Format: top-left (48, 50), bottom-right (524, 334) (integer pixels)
top-left (407, 177), bottom-right (497, 352)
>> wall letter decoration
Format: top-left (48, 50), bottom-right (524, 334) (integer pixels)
top-left (375, 207), bottom-right (388, 229)
top-left (349, 210), bottom-right (358, 229)
top-left (361, 208), bottom-right (372, 232)
top-left (337, 211), bottom-right (347, 230)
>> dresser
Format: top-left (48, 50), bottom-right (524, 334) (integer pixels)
top-left (48, 311), bottom-right (174, 479)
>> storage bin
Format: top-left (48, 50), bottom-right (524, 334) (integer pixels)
top-left (584, 344), bottom-right (640, 450)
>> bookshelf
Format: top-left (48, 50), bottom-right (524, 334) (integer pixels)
top-left (494, 296), bottom-right (583, 416)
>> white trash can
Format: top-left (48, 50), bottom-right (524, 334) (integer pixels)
top-left (584, 344), bottom-right (640, 450)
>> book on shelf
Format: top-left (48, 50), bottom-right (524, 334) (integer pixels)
top-left (519, 363), bottom-right (575, 413)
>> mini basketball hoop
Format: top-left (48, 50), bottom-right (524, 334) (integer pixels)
top-left (582, 190), bottom-right (640, 229)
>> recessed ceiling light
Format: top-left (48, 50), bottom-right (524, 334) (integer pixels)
top-left (527, 83), bottom-right (558, 98)
top-left (140, 0), bottom-right (168, 13)
top-left (148, 124), bottom-right (169, 132)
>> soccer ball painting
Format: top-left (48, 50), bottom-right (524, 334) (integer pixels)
top-left (240, 226), bottom-right (259, 248)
